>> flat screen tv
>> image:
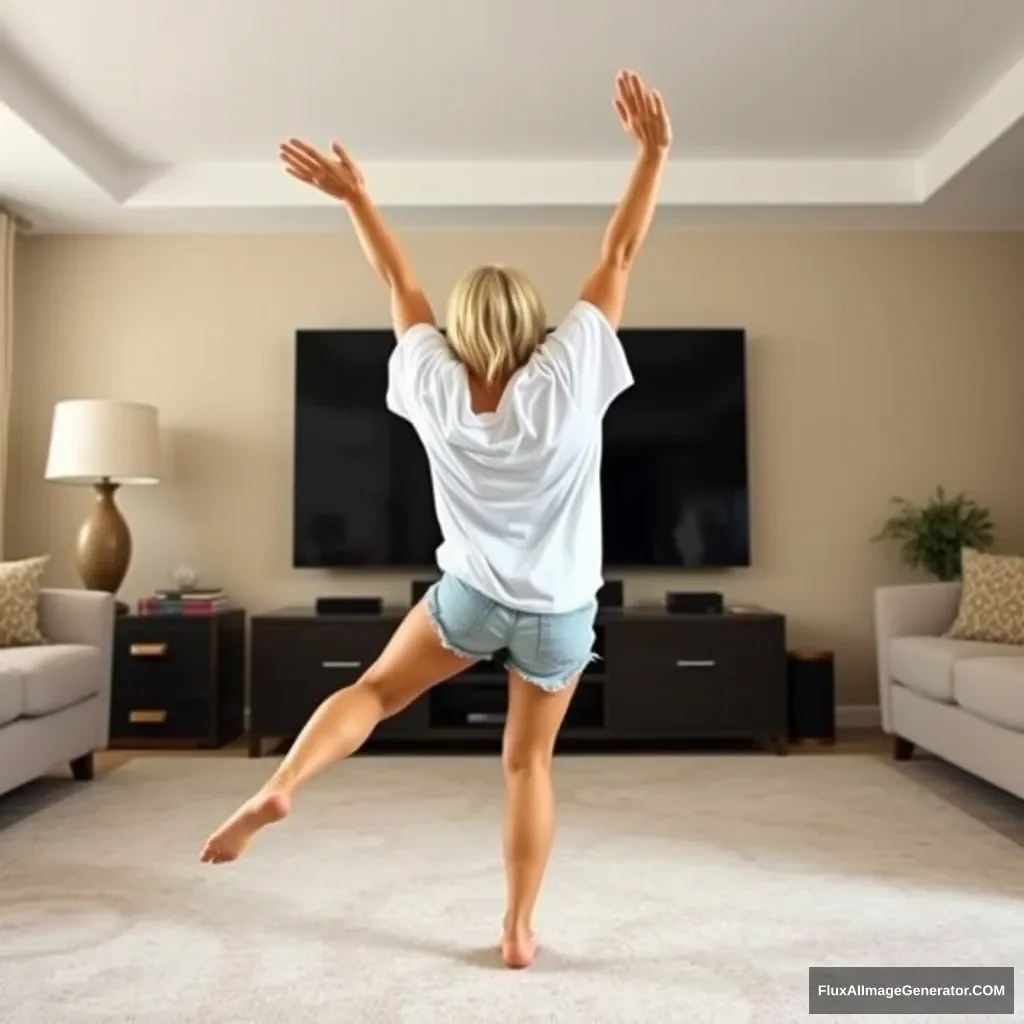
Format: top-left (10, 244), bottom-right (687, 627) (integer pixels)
top-left (293, 327), bottom-right (750, 569)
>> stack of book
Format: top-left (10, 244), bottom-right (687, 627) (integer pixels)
top-left (137, 587), bottom-right (230, 616)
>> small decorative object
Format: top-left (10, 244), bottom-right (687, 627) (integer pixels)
top-left (45, 400), bottom-right (161, 614)
top-left (873, 485), bottom-right (994, 581)
top-left (172, 565), bottom-right (199, 590)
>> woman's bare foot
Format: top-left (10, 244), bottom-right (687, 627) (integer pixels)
top-left (500, 923), bottom-right (538, 969)
top-left (200, 790), bottom-right (290, 864)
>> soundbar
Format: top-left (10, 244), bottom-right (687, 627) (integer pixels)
top-left (315, 596), bottom-right (383, 616)
top-left (665, 591), bottom-right (724, 615)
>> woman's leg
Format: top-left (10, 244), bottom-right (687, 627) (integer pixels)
top-left (200, 603), bottom-right (474, 863)
top-left (499, 670), bottom-right (578, 968)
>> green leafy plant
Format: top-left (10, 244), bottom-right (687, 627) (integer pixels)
top-left (873, 486), bottom-right (994, 581)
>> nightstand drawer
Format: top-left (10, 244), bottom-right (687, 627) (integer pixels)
top-left (110, 697), bottom-right (212, 742)
top-left (114, 619), bottom-right (214, 696)
top-left (112, 677), bottom-right (214, 711)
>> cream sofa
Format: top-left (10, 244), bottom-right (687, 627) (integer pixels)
top-left (0, 588), bottom-right (114, 796)
top-left (874, 581), bottom-right (1024, 800)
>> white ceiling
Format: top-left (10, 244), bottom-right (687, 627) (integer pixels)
top-left (3, 0), bottom-right (1024, 232)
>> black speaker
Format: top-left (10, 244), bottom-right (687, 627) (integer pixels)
top-left (410, 578), bottom-right (439, 604)
top-left (665, 591), bottom-right (723, 615)
top-left (315, 596), bottom-right (383, 616)
top-left (787, 649), bottom-right (835, 743)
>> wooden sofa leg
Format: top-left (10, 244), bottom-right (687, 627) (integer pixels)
top-left (892, 735), bottom-right (914, 761)
top-left (70, 752), bottom-right (95, 781)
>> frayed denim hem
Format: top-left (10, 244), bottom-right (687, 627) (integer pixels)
top-left (505, 652), bottom-right (601, 693)
top-left (422, 585), bottom-right (482, 661)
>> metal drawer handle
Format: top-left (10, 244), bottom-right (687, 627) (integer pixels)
top-left (676, 659), bottom-right (716, 668)
top-left (322, 660), bottom-right (362, 670)
top-left (130, 643), bottom-right (168, 658)
top-left (129, 709), bottom-right (168, 724)
top-left (467, 712), bottom-right (505, 725)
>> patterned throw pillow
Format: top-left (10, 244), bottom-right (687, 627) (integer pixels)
top-left (0, 555), bottom-right (49, 646)
top-left (945, 548), bottom-right (1024, 645)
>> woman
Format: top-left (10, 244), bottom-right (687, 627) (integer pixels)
top-left (201, 69), bottom-right (671, 970)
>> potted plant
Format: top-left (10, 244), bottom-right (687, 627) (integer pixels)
top-left (873, 486), bottom-right (994, 581)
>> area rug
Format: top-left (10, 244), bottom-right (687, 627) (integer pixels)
top-left (0, 754), bottom-right (1021, 1023)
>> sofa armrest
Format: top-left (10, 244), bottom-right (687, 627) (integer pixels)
top-left (39, 588), bottom-right (115, 649)
top-left (38, 588), bottom-right (115, 750)
top-left (874, 582), bottom-right (961, 733)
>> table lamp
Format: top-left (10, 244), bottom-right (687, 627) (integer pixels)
top-left (45, 400), bottom-right (161, 612)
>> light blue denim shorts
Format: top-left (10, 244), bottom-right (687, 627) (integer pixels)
top-left (423, 573), bottom-right (598, 692)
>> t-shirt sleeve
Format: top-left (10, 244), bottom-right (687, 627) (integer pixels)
top-left (385, 323), bottom-right (454, 423)
top-left (541, 300), bottom-right (634, 418)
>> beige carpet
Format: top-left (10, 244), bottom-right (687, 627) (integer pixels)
top-left (0, 753), bottom-right (1022, 1023)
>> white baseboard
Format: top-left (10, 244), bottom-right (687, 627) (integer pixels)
top-left (836, 705), bottom-right (881, 729)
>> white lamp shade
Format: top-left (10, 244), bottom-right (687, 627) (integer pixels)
top-left (45, 400), bottom-right (161, 485)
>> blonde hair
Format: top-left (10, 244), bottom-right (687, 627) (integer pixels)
top-left (446, 265), bottom-right (546, 384)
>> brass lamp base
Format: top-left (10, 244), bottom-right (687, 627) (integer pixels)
top-left (76, 480), bottom-right (132, 608)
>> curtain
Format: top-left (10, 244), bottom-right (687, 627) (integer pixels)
top-left (0, 211), bottom-right (14, 558)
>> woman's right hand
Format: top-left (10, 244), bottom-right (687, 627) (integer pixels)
top-left (613, 70), bottom-right (672, 155)
top-left (279, 139), bottom-right (366, 203)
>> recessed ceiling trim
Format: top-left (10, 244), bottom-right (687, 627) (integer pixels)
top-left (125, 158), bottom-right (917, 210)
top-left (919, 52), bottom-right (1024, 199)
top-left (0, 38), bottom-right (151, 202)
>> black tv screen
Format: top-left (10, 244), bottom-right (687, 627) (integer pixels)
top-left (293, 327), bottom-right (750, 569)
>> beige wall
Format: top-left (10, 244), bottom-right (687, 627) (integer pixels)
top-left (8, 229), bottom-right (1024, 707)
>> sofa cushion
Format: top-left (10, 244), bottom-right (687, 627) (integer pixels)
top-left (888, 636), bottom-right (1024, 702)
top-left (0, 555), bottom-right (49, 646)
top-left (0, 644), bottom-right (101, 716)
top-left (0, 667), bottom-right (22, 727)
top-left (953, 657), bottom-right (1024, 732)
top-left (946, 547), bottom-right (1024, 645)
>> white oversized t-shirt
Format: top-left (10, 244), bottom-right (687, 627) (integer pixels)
top-left (386, 301), bottom-right (633, 613)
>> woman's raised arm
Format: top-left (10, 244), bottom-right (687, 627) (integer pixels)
top-left (279, 138), bottom-right (434, 338)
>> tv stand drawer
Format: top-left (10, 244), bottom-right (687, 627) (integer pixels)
top-left (254, 620), bottom-right (393, 676)
top-left (604, 615), bottom-right (786, 739)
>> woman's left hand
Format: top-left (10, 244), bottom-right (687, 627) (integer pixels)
top-left (279, 139), bottom-right (366, 203)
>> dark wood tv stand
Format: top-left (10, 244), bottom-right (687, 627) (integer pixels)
top-left (248, 605), bottom-right (788, 756)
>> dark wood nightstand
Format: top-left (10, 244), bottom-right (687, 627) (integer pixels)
top-left (109, 608), bottom-right (245, 749)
